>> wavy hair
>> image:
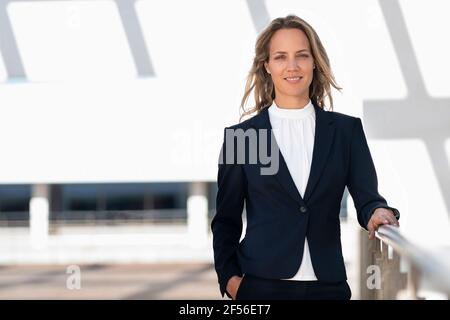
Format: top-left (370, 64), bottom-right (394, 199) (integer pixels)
top-left (240, 15), bottom-right (341, 121)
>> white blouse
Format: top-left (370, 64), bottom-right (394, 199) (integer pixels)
top-left (268, 99), bottom-right (318, 281)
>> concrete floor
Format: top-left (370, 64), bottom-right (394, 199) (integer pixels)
top-left (0, 218), bottom-right (361, 299)
top-left (0, 263), bottom-right (220, 300)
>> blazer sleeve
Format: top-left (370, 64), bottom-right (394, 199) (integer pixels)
top-left (211, 127), bottom-right (246, 298)
top-left (346, 118), bottom-right (400, 230)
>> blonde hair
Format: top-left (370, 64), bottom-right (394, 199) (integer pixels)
top-left (240, 14), bottom-right (341, 121)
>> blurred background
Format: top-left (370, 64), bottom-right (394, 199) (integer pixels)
top-left (0, 0), bottom-right (449, 299)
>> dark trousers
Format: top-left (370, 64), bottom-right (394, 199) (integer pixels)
top-left (236, 274), bottom-right (352, 300)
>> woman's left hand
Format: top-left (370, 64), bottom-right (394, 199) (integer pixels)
top-left (367, 208), bottom-right (400, 240)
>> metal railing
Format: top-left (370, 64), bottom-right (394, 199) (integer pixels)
top-left (0, 209), bottom-right (188, 227)
top-left (360, 224), bottom-right (450, 299)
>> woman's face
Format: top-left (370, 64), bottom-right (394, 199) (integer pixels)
top-left (265, 28), bottom-right (315, 106)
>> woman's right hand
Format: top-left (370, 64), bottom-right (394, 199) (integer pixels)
top-left (226, 275), bottom-right (244, 300)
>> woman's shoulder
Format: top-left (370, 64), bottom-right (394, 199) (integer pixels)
top-left (322, 110), bottom-right (363, 139)
top-left (326, 109), bottom-right (360, 128)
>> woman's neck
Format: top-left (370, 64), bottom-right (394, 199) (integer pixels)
top-left (274, 96), bottom-right (310, 109)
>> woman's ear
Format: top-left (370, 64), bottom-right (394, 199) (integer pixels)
top-left (264, 62), bottom-right (271, 74)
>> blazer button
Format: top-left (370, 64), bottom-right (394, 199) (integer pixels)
top-left (300, 206), bottom-right (308, 213)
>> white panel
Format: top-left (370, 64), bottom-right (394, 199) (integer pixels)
top-left (135, 0), bottom-right (256, 123)
top-left (0, 0), bottom-right (256, 183)
top-left (0, 51), bottom-right (7, 81)
top-left (8, 0), bottom-right (136, 81)
top-left (0, 0), bottom-right (447, 192)
top-left (400, 0), bottom-right (450, 97)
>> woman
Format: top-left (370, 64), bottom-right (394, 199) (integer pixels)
top-left (211, 15), bottom-right (400, 300)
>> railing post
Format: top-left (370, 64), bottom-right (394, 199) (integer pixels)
top-left (29, 184), bottom-right (50, 249)
top-left (396, 262), bottom-right (420, 299)
top-left (360, 229), bottom-right (377, 299)
top-left (360, 228), bottom-right (409, 299)
top-left (187, 182), bottom-right (208, 247)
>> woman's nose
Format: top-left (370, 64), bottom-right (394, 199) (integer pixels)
top-left (287, 58), bottom-right (299, 70)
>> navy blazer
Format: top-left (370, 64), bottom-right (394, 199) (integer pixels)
top-left (211, 101), bottom-right (400, 297)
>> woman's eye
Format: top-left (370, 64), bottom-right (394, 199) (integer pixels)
top-left (274, 55), bottom-right (308, 60)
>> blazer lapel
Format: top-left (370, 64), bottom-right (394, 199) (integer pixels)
top-left (250, 101), bottom-right (335, 205)
top-left (302, 103), bottom-right (335, 202)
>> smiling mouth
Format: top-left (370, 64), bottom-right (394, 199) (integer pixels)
top-left (284, 76), bottom-right (302, 83)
